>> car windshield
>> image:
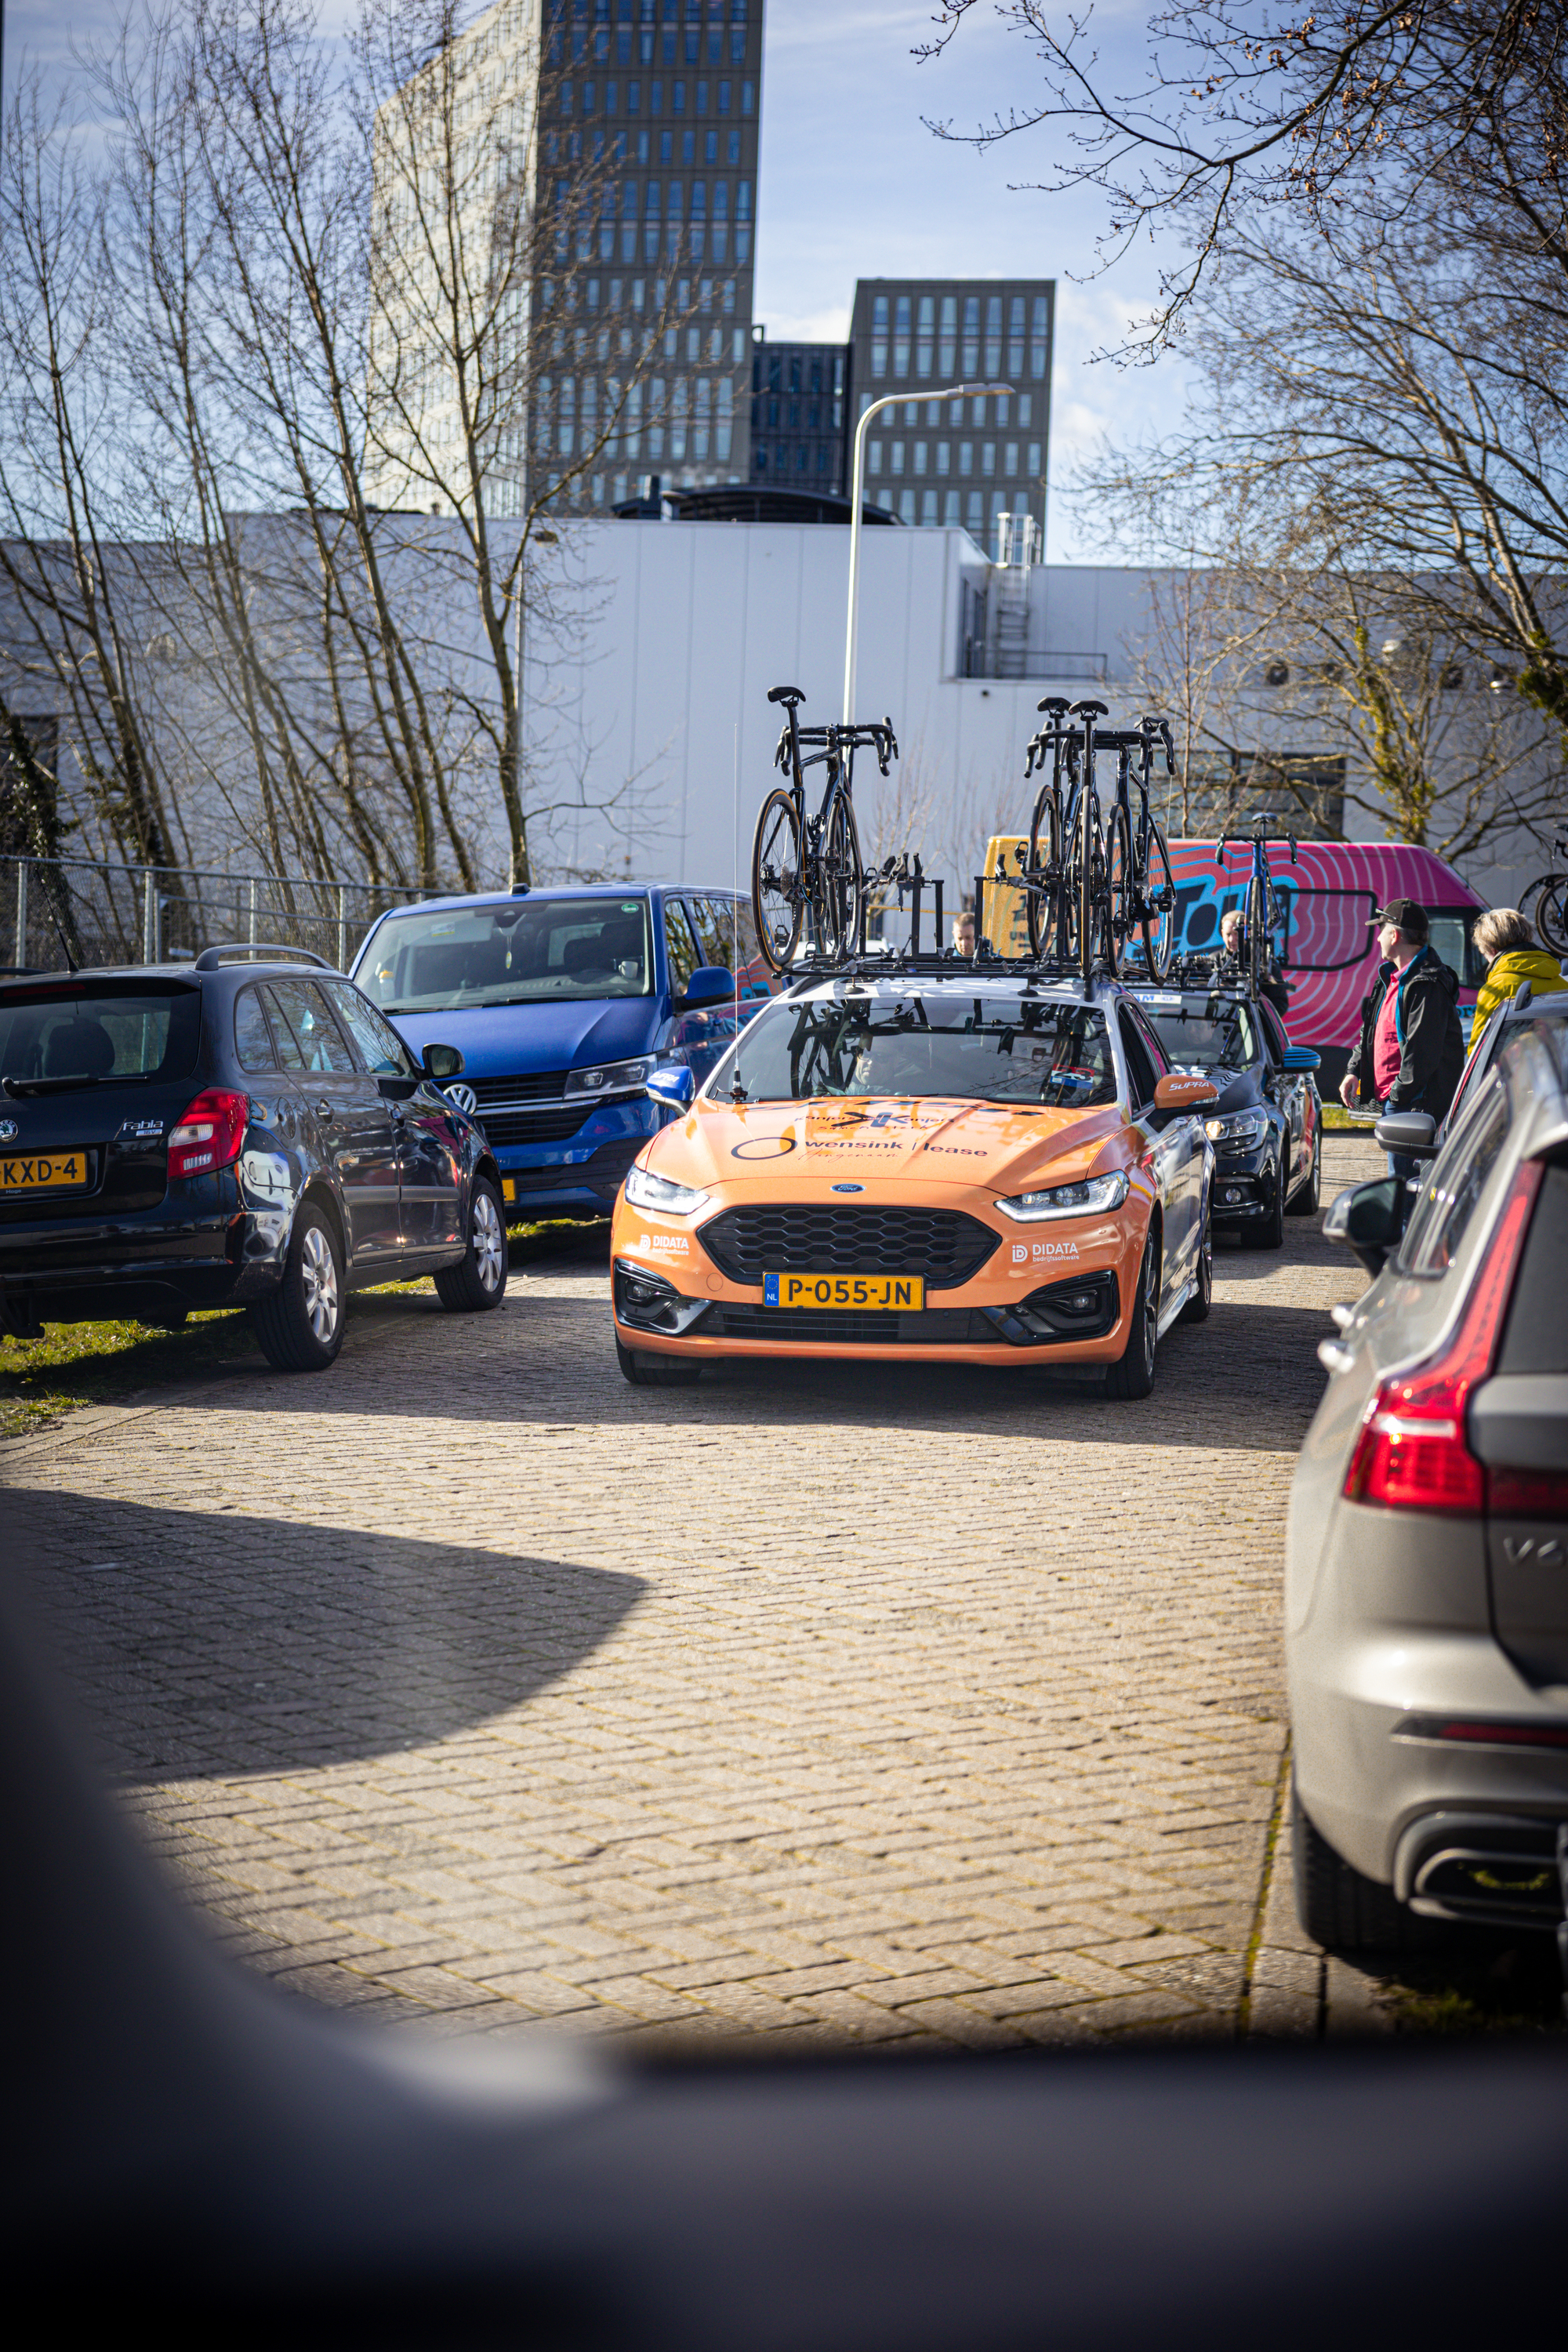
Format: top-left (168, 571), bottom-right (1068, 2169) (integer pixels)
top-left (714, 994), bottom-right (1119, 1108)
top-left (1143, 999), bottom-right (1260, 1076)
top-left (358, 897), bottom-right (652, 1011)
top-left (0, 982), bottom-right (201, 1089)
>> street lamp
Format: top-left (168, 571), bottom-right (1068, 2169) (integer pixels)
top-left (843, 383), bottom-right (1014, 724)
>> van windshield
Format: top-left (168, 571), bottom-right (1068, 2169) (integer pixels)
top-left (358, 898), bottom-right (652, 1011)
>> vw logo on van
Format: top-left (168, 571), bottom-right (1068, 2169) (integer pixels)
top-left (445, 1083), bottom-right (478, 1118)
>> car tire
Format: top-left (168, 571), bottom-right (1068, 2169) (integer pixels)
top-left (1291, 1779), bottom-right (1446, 1953)
top-left (249, 1200), bottom-right (345, 1374)
top-left (1260, 1154), bottom-right (1287, 1249)
top-left (1286, 1124), bottom-right (1322, 1217)
top-left (615, 1335), bottom-right (701, 1387)
top-left (434, 1178), bottom-right (509, 1312)
top-left (1105, 1229), bottom-right (1159, 1399)
top-left (1181, 1200), bottom-right (1213, 1323)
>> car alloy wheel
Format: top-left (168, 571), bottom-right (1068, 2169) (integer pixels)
top-left (300, 1220), bottom-right (340, 1345)
top-left (471, 1187), bottom-right (505, 1294)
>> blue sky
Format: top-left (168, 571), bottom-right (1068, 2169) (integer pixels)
top-left (5, 0), bottom-right (1187, 554)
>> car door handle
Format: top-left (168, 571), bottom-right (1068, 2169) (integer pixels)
top-left (314, 1100), bottom-right (334, 1121)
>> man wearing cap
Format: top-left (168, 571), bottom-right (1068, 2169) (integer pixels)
top-left (1340, 898), bottom-right (1465, 1174)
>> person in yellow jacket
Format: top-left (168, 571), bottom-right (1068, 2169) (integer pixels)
top-left (1471, 906), bottom-right (1568, 1036)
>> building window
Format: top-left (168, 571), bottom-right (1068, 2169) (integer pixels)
top-left (917, 488), bottom-right (935, 525)
top-left (894, 293), bottom-right (910, 377)
top-left (996, 394), bottom-right (1009, 426)
top-left (1031, 295), bottom-right (1049, 377)
top-left (944, 489), bottom-right (960, 525)
top-left (916, 293), bottom-right (933, 379)
top-left (958, 441), bottom-right (973, 476)
top-left (1007, 294), bottom-right (1025, 379)
top-left (982, 441), bottom-right (996, 474)
top-left (1027, 441), bottom-right (1041, 478)
top-left (936, 441), bottom-right (950, 475)
top-left (938, 295), bottom-right (956, 378)
top-left (877, 488), bottom-right (893, 510)
top-left (1018, 393), bottom-right (1032, 426)
top-left (962, 295), bottom-right (979, 376)
top-left (966, 489), bottom-right (982, 532)
top-left (742, 77), bottom-right (754, 111)
top-left (871, 292), bottom-right (887, 379)
top-left (1004, 441), bottom-right (1018, 476)
top-left (866, 440), bottom-right (881, 474)
top-left (898, 488), bottom-right (916, 524)
top-left (985, 295), bottom-right (1002, 376)
top-left (890, 440), bottom-right (904, 474)
top-left (913, 441), bottom-right (927, 476)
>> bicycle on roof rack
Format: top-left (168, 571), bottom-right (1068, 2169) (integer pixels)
top-left (1215, 811), bottom-right (1298, 1002)
top-left (1013, 698), bottom-right (1178, 982)
top-left (1523, 833), bottom-right (1568, 957)
top-left (751, 685), bottom-right (898, 973)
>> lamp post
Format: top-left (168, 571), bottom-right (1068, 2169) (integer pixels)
top-left (843, 383), bottom-right (1014, 724)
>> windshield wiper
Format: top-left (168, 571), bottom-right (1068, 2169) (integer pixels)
top-left (4, 1072), bottom-right (104, 1096)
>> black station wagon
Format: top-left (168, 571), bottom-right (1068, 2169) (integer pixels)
top-left (0, 948), bottom-right (506, 1372)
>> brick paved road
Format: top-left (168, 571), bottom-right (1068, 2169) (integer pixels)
top-left (3, 1136), bottom-right (1384, 2048)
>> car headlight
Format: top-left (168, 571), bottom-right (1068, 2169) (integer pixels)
top-left (996, 1170), bottom-right (1130, 1221)
top-left (1204, 1109), bottom-right (1269, 1148)
top-left (566, 1056), bottom-right (654, 1098)
top-left (625, 1162), bottom-right (710, 1217)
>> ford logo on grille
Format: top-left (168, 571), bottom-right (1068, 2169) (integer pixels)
top-left (445, 1082), bottom-right (478, 1117)
top-left (830, 1181), bottom-right (864, 1192)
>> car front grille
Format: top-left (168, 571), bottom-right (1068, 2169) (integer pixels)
top-left (698, 1203), bottom-right (1000, 1290)
top-left (481, 1106), bottom-right (590, 1145)
top-left (467, 1069), bottom-right (570, 1108)
top-left (699, 1305), bottom-right (996, 1346)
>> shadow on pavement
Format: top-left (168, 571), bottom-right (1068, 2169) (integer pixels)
top-left (6, 1492), bottom-right (644, 1782)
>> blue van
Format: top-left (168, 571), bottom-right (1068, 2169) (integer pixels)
top-left (350, 884), bottom-right (768, 1218)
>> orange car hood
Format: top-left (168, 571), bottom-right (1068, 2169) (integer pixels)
top-left (648, 1097), bottom-right (1128, 1192)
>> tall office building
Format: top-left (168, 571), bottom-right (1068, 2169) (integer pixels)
top-left (368, 1), bottom-right (765, 519)
top-left (846, 279), bottom-right (1054, 541)
top-left (748, 330), bottom-right (851, 495)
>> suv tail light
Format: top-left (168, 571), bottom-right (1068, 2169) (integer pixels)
top-left (1342, 1158), bottom-right (1543, 1517)
top-left (168, 1089), bottom-right (249, 1181)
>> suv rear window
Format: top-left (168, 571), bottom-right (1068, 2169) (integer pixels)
top-left (0, 983), bottom-right (201, 1087)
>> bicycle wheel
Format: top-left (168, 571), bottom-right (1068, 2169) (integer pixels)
top-left (750, 786), bottom-right (804, 973)
top-left (1533, 873), bottom-right (1568, 956)
top-left (1102, 800), bottom-right (1132, 976)
top-left (1247, 872), bottom-right (1269, 999)
top-left (818, 792), bottom-right (865, 961)
top-left (1025, 785), bottom-right (1062, 959)
top-left (1138, 815), bottom-right (1175, 982)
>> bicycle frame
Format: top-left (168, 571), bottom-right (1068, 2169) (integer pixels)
top-left (1215, 815), bottom-right (1298, 1000)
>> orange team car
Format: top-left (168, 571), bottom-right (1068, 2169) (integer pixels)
top-left (609, 971), bottom-right (1220, 1399)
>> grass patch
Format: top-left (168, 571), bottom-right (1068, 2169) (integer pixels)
top-left (1383, 1935), bottom-right (1566, 2034)
top-left (0, 1310), bottom-right (260, 1440)
top-left (1320, 1103), bottom-right (1379, 1133)
top-left (506, 1214), bottom-right (609, 1264)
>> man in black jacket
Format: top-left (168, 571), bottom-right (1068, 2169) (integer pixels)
top-left (1341, 898), bottom-right (1465, 1174)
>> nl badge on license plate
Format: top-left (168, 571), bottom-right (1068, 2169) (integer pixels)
top-left (763, 1272), bottom-right (924, 1311)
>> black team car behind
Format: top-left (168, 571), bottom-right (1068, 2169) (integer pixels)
top-left (0, 948), bottom-right (506, 1372)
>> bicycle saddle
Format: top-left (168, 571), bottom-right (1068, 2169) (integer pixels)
top-left (767, 684), bottom-right (805, 707)
top-left (1036, 696), bottom-right (1070, 717)
top-left (1069, 698), bottom-right (1109, 720)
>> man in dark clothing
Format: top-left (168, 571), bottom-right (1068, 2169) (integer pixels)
top-left (1341, 898), bottom-right (1465, 1177)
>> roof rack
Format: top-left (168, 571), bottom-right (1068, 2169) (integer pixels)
top-left (191, 943), bottom-right (335, 972)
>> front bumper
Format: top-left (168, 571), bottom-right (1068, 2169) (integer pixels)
top-left (1210, 1143), bottom-right (1279, 1224)
top-left (495, 1105), bottom-right (653, 1214)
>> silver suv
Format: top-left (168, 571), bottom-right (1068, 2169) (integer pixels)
top-left (1287, 1001), bottom-right (1568, 1950)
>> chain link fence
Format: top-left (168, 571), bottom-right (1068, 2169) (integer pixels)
top-left (4, 854), bottom-right (428, 975)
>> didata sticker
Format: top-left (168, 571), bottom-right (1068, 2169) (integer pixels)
top-left (637, 1232), bottom-right (689, 1253)
top-left (1033, 1239), bottom-right (1080, 1260)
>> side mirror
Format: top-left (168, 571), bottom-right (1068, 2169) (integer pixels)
top-left (1323, 1176), bottom-right (1406, 1278)
top-left (1374, 1111), bottom-right (1438, 1160)
top-left (421, 1042), bottom-right (465, 1082)
top-left (645, 1063), bottom-right (696, 1114)
top-left (1282, 1045), bottom-right (1320, 1073)
top-left (678, 964), bottom-right (734, 1011)
top-left (1152, 1072), bottom-right (1219, 1120)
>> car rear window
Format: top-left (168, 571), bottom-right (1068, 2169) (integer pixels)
top-left (1144, 999), bottom-right (1260, 1075)
top-left (1498, 1162), bottom-right (1568, 1374)
top-left (0, 983), bottom-right (201, 1087)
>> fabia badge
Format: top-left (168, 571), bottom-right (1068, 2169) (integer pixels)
top-left (831, 1181), bottom-right (864, 1193)
top-left (0, 1119), bottom-right (16, 1143)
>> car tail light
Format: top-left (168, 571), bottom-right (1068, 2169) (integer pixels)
top-left (1342, 1158), bottom-right (1542, 1518)
top-left (168, 1089), bottom-right (249, 1181)
top-left (1489, 1465), bottom-right (1568, 1519)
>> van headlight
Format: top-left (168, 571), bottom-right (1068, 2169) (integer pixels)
top-left (996, 1171), bottom-right (1129, 1221)
top-left (566, 1056), bottom-right (654, 1098)
top-left (625, 1163), bottom-right (710, 1217)
top-left (1204, 1109), bottom-right (1269, 1148)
